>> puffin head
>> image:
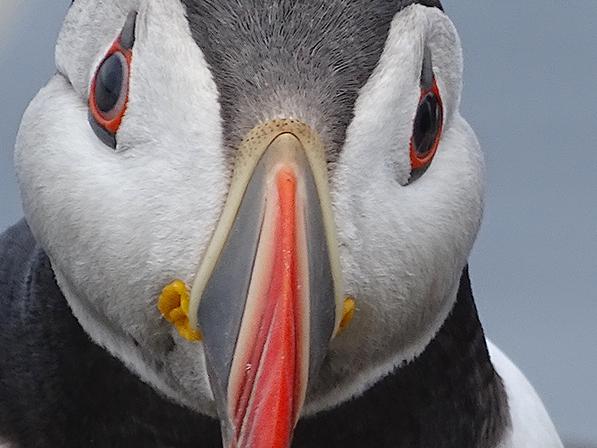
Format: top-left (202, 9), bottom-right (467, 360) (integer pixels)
top-left (15, 0), bottom-right (483, 446)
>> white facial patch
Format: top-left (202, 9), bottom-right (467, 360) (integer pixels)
top-left (15, 0), bottom-right (226, 412)
top-left (15, 0), bottom-right (484, 419)
top-left (304, 5), bottom-right (485, 413)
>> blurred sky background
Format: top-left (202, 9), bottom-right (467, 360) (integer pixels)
top-left (0, 1), bottom-right (595, 446)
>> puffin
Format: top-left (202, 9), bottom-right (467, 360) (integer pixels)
top-left (0, 0), bottom-right (564, 447)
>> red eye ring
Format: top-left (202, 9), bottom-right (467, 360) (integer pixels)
top-left (88, 40), bottom-right (132, 136)
top-left (409, 77), bottom-right (444, 171)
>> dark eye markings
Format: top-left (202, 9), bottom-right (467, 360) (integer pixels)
top-left (88, 11), bottom-right (137, 149)
top-left (407, 47), bottom-right (444, 184)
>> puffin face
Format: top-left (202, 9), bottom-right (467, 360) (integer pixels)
top-left (15, 0), bottom-right (483, 446)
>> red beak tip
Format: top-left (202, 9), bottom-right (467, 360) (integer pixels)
top-left (227, 166), bottom-right (305, 448)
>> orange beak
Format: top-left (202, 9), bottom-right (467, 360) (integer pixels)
top-left (229, 167), bottom-right (304, 447)
top-left (188, 121), bottom-right (344, 448)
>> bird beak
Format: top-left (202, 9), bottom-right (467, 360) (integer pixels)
top-left (187, 120), bottom-right (345, 448)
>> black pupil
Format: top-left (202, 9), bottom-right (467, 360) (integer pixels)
top-left (413, 92), bottom-right (440, 157)
top-left (94, 53), bottom-right (124, 114)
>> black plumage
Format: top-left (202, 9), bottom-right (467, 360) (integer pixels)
top-left (181, 0), bottom-right (442, 160)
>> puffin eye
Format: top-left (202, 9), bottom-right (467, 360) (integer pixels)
top-left (93, 53), bottom-right (128, 119)
top-left (407, 48), bottom-right (444, 184)
top-left (88, 11), bottom-right (137, 149)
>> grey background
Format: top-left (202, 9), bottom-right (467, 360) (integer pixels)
top-left (0, 1), bottom-right (595, 445)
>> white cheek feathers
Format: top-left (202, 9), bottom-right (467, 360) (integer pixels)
top-left (16, 0), bottom-right (226, 415)
top-left (16, 0), bottom-right (483, 422)
top-left (303, 6), bottom-right (485, 414)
